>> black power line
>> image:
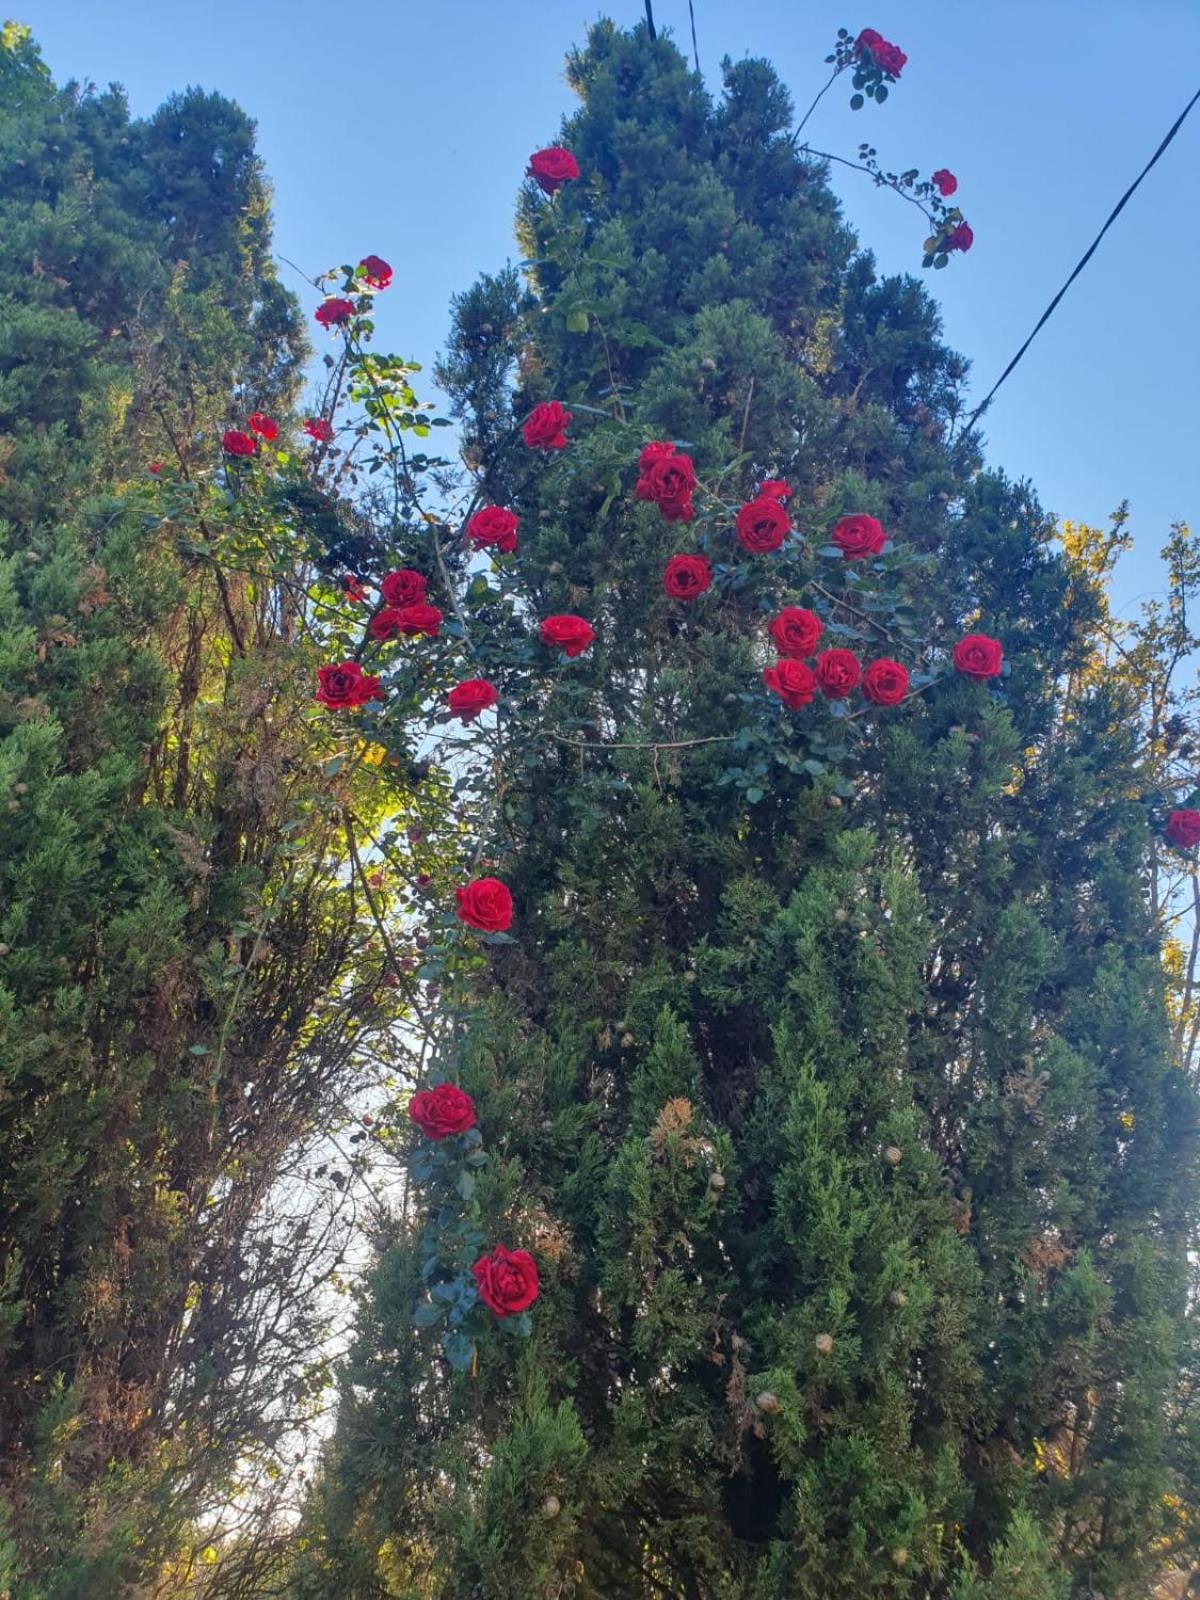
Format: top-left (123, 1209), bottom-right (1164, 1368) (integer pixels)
top-left (965, 84), bottom-right (1200, 432)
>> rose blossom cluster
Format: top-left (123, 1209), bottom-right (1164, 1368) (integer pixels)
top-left (763, 612), bottom-right (1002, 711)
top-left (313, 253), bottom-right (393, 332)
top-left (854, 27), bottom-right (907, 79)
top-left (652, 485), bottom-right (1001, 712)
top-left (313, 432), bottom-right (1003, 941)
top-left (221, 411), bottom-right (278, 457)
top-left (761, 615), bottom-right (911, 710)
top-left (830, 24), bottom-right (906, 111)
top-left (818, 31), bottom-right (973, 268)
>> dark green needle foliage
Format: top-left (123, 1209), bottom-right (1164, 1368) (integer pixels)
top-left (0, 26), bottom-right (394, 1597)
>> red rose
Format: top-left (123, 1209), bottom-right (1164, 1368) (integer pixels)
top-left (359, 254), bottom-right (392, 290)
top-left (1166, 809), bottom-right (1200, 850)
top-left (466, 506), bottom-right (518, 554)
top-left (862, 658), bottom-right (910, 706)
top-left (759, 478), bottom-right (792, 501)
top-left (341, 575), bottom-right (367, 603)
top-left (369, 607), bottom-right (407, 642)
top-left (875, 40), bottom-right (907, 76)
top-left (663, 554), bottom-right (712, 601)
top-left (763, 658), bottom-right (817, 710)
top-left (221, 429), bottom-right (255, 457)
top-left (638, 440), bottom-right (677, 471)
top-left (315, 660), bottom-right (383, 710)
top-left (247, 412), bottom-right (278, 441)
top-left (527, 146), bottom-right (580, 194)
top-left (660, 495), bottom-right (694, 524)
top-left (409, 1082), bottom-right (476, 1139)
top-left (455, 876), bottom-right (513, 932)
top-left (447, 678), bottom-right (499, 720)
top-left (392, 602), bottom-right (442, 639)
top-left (315, 297), bottom-right (355, 328)
top-left (634, 449), bottom-right (691, 499)
top-left (832, 513), bottom-right (886, 560)
top-left (380, 568), bottom-right (427, 606)
top-left (539, 614), bottom-right (594, 657)
top-left (148, 462), bottom-right (164, 475)
top-left (931, 168), bottom-right (958, 197)
top-left (304, 417), bottom-right (335, 442)
top-left (815, 648), bottom-right (862, 699)
top-left (944, 221), bottom-right (974, 254)
top-left (472, 1245), bottom-right (539, 1317)
top-left (855, 29), bottom-right (906, 76)
top-left (768, 606), bottom-right (822, 658)
top-left (952, 633), bottom-right (1003, 681)
top-left (636, 447), bottom-right (697, 523)
top-left (522, 400), bottom-right (572, 450)
top-left (736, 497), bottom-right (790, 554)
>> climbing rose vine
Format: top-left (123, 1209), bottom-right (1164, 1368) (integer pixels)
top-left (211, 103), bottom-right (992, 1374)
top-left (805, 28), bottom-right (975, 268)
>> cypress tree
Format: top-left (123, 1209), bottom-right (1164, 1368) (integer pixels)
top-left (0, 27), bottom-right (420, 1593)
top-left (289, 20), bottom-right (1200, 1600)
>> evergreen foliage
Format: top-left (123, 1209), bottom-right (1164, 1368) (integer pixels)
top-left (0, 27), bottom-right (420, 1594)
top-left (292, 21), bottom-right (1200, 1600)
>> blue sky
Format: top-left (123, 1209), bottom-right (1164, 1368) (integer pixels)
top-left (17, 0), bottom-right (1200, 614)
